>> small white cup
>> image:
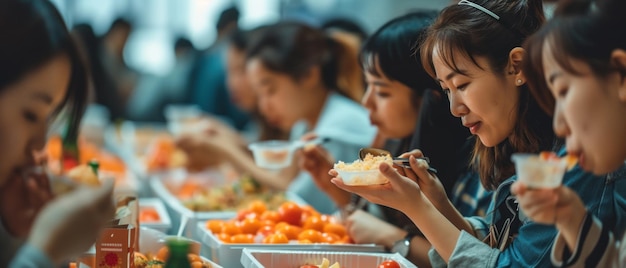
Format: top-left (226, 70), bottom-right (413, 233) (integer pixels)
top-left (511, 153), bottom-right (567, 189)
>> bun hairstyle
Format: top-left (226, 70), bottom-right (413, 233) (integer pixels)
top-left (525, 0), bottom-right (626, 114)
top-left (420, 0), bottom-right (554, 190)
top-left (246, 21), bottom-right (364, 102)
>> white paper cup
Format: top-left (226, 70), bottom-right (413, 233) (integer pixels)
top-left (511, 153), bottom-right (567, 189)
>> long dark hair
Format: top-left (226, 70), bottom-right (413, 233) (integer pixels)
top-left (420, 0), bottom-right (555, 190)
top-left (246, 21), bottom-right (363, 102)
top-left (361, 10), bottom-right (471, 193)
top-left (525, 0), bottom-right (626, 114)
top-left (0, 0), bottom-right (88, 137)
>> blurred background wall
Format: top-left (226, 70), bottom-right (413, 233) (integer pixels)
top-left (49, 0), bottom-right (453, 76)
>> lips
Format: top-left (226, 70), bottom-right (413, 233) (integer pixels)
top-left (464, 122), bottom-right (481, 135)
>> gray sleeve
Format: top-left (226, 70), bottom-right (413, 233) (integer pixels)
top-left (428, 216), bottom-right (493, 267)
top-left (429, 231), bottom-right (500, 267)
top-left (8, 243), bottom-right (54, 268)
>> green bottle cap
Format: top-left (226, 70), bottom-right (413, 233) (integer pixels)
top-left (88, 160), bottom-right (99, 175)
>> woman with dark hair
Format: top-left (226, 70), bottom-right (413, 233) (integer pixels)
top-left (177, 26), bottom-right (289, 172)
top-left (178, 21), bottom-right (375, 214)
top-left (513, 0), bottom-right (626, 266)
top-left (0, 0), bottom-right (115, 266)
top-left (302, 11), bottom-right (490, 266)
top-left (331, 0), bottom-right (626, 267)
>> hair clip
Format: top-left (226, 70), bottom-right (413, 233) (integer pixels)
top-left (458, 0), bottom-right (500, 20)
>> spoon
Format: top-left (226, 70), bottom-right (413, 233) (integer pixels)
top-left (291, 137), bottom-right (331, 151)
top-left (359, 147), bottom-right (438, 174)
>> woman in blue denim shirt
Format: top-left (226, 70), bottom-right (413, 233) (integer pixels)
top-left (513, 0), bottom-right (626, 266)
top-left (331, 0), bottom-right (626, 267)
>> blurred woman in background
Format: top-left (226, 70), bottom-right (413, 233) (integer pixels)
top-left (0, 0), bottom-right (115, 266)
top-left (178, 21), bottom-right (375, 214)
top-left (178, 26), bottom-right (289, 172)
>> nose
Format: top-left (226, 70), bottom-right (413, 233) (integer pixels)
top-left (361, 86), bottom-right (373, 109)
top-left (552, 103), bottom-right (569, 138)
top-left (448, 91), bottom-right (469, 118)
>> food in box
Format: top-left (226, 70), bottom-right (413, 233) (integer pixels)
top-left (240, 249), bottom-right (416, 268)
top-left (139, 198), bottom-right (172, 234)
top-left (199, 201), bottom-right (382, 267)
top-left (334, 154), bottom-right (393, 186)
top-left (204, 201), bottom-right (353, 245)
top-left (76, 227), bottom-right (220, 268)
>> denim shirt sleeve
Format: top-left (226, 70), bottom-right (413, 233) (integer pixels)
top-left (8, 243), bottom-right (54, 268)
top-left (428, 215), bottom-right (492, 267)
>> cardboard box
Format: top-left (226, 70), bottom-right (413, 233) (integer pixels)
top-left (95, 195), bottom-right (139, 268)
top-left (240, 249), bottom-right (417, 268)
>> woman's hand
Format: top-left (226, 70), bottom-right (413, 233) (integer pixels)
top-left (300, 145), bottom-right (351, 206)
top-left (345, 209), bottom-right (406, 247)
top-left (175, 129), bottom-right (235, 170)
top-left (0, 169), bottom-right (53, 238)
top-left (330, 162), bottom-right (428, 213)
top-left (511, 182), bottom-right (587, 250)
top-left (28, 179), bottom-right (115, 263)
top-left (397, 151), bottom-right (449, 208)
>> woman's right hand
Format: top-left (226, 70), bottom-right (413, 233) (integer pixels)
top-left (300, 145), bottom-right (351, 206)
top-left (27, 179), bottom-right (115, 263)
top-left (511, 182), bottom-right (587, 250)
top-left (331, 162), bottom-right (430, 213)
top-left (397, 151), bottom-right (449, 208)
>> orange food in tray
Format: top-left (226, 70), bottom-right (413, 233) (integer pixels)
top-left (205, 201), bottom-right (352, 245)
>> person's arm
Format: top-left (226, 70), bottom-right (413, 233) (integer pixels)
top-left (552, 213), bottom-right (626, 267)
top-left (8, 244), bottom-right (54, 268)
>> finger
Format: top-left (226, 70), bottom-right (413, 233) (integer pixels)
top-left (328, 169), bottom-right (338, 177)
top-left (408, 156), bottom-right (433, 183)
top-left (300, 132), bottom-right (318, 142)
top-left (399, 149), bottom-right (424, 159)
top-left (396, 166), bottom-right (407, 177)
top-left (379, 163), bottom-right (410, 187)
top-left (510, 182), bottom-right (526, 196)
top-left (25, 177), bottom-right (51, 208)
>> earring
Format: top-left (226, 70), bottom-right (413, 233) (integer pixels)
top-left (516, 79), bottom-right (523, 85)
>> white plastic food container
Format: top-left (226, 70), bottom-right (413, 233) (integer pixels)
top-left (139, 198), bottom-right (172, 234)
top-left (248, 140), bottom-right (295, 170)
top-left (240, 249), bottom-right (416, 268)
top-left (198, 223), bottom-right (386, 268)
top-left (335, 169), bottom-right (388, 186)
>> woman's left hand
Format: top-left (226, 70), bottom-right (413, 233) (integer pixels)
top-left (330, 162), bottom-right (428, 213)
top-left (0, 170), bottom-right (52, 237)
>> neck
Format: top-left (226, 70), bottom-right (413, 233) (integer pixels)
top-left (303, 87), bottom-right (330, 129)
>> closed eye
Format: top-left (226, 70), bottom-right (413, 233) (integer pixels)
top-left (23, 110), bottom-right (38, 123)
